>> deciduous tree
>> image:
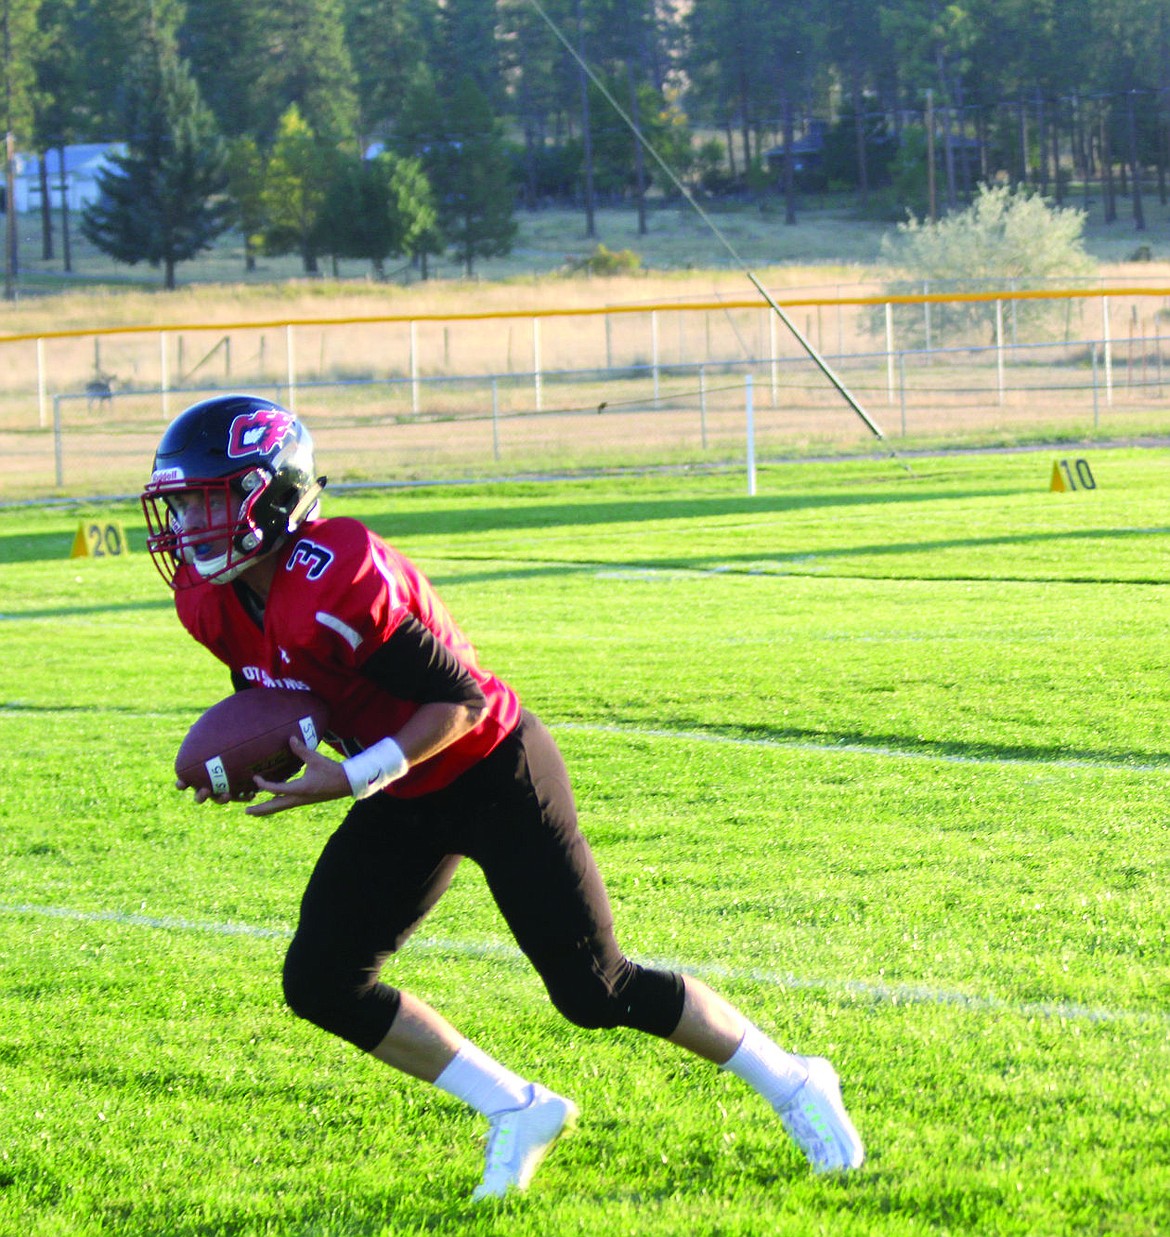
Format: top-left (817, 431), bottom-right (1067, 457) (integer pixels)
top-left (259, 104), bottom-right (333, 274)
top-left (224, 134), bottom-right (265, 271)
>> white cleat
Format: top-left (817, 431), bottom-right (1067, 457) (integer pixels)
top-left (777, 1056), bottom-right (865, 1173)
top-left (471, 1084), bottom-right (579, 1201)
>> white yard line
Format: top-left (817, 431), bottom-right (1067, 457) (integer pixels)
top-left (3, 901), bottom-right (1165, 1030)
top-left (552, 721), bottom-right (1170, 773)
top-left (1, 708), bottom-right (1161, 773)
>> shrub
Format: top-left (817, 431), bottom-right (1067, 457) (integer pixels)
top-left (563, 244), bottom-right (643, 276)
top-left (878, 183), bottom-right (1097, 346)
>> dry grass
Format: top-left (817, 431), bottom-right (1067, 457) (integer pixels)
top-left (6, 194), bottom-right (1170, 339)
top-left (5, 198), bottom-right (1170, 501)
top-left (0, 263), bottom-right (883, 339)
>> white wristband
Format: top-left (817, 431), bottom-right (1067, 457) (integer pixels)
top-left (342, 737), bottom-right (408, 799)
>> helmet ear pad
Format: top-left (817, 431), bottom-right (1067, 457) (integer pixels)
top-left (141, 395), bottom-right (326, 588)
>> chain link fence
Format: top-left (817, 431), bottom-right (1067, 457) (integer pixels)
top-left (4, 287), bottom-right (1170, 501)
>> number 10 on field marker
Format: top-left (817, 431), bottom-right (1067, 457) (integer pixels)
top-left (1050, 458), bottom-right (1097, 492)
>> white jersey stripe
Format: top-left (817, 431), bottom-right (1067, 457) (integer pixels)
top-left (315, 610), bottom-right (363, 651)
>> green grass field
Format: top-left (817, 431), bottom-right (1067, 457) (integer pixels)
top-left (1, 449), bottom-right (1168, 1236)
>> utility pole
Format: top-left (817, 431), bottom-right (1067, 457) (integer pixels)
top-left (5, 131), bottom-right (15, 300)
top-left (574, 0), bottom-right (595, 239)
top-left (926, 88), bottom-right (937, 224)
top-left (2, 0), bottom-right (16, 301)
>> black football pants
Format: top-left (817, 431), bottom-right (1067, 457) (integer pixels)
top-left (281, 710), bottom-right (686, 1051)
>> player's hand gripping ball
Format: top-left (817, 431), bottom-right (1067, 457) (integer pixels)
top-left (175, 688), bottom-right (331, 800)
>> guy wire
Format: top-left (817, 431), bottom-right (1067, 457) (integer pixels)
top-left (526, 0), bottom-right (911, 466)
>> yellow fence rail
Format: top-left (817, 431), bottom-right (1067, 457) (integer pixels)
top-left (3, 285), bottom-right (1170, 500)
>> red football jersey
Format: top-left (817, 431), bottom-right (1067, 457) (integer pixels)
top-left (174, 516), bottom-right (522, 796)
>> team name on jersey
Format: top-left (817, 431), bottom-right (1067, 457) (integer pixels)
top-left (239, 665), bottom-right (311, 691)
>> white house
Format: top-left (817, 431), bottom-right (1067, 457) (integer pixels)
top-left (13, 143), bottom-right (126, 214)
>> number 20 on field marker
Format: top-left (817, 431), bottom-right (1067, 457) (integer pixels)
top-left (69, 521), bottom-right (130, 559)
top-left (1049, 458), bottom-right (1097, 492)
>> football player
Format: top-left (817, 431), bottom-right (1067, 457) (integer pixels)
top-left (142, 394), bottom-right (865, 1200)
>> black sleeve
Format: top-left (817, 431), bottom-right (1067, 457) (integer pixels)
top-left (230, 669), bottom-right (251, 692)
top-left (360, 614), bottom-right (488, 707)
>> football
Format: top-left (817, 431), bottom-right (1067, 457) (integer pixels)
top-left (175, 688), bottom-right (331, 799)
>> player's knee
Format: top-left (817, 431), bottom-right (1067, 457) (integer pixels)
top-left (546, 979), bottom-right (623, 1029)
top-left (544, 959), bottom-right (685, 1036)
top-left (281, 934), bottom-right (375, 1032)
top-left (282, 936), bottom-right (402, 1050)
top-left (282, 937), bottom-right (340, 1027)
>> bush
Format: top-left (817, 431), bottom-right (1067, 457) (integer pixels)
top-left (562, 243), bottom-right (643, 276)
top-left (877, 183), bottom-right (1097, 345)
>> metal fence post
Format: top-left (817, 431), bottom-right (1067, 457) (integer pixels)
top-left (491, 376), bottom-right (501, 461)
top-left (285, 324), bottom-right (296, 412)
top-left (745, 373), bottom-right (756, 496)
top-left (651, 309), bottom-right (660, 403)
top-left (699, 363), bottom-right (708, 449)
top-left (885, 302), bottom-right (895, 404)
top-left (1083, 343), bottom-right (1093, 430)
top-left (53, 394), bottom-right (64, 487)
top-left (36, 337), bottom-right (47, 428)
top-left (1158, 316), bottom-right (1164, 397)
top-left (923, 280), bottom-right (932, 356)
top-left (410, 321), bottom-right (419, 414)
top-left (1102, 296), bottom-right (1113, 406)
top-left (995, 299), bottom-right (1005, 406)
top-left (160, 331), bottom-right (169, 418)
top-left (769, 311), bottom-right (779, 407)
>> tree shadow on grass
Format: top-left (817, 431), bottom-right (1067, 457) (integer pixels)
top-left (350, 485), bottom-right (1016, 544)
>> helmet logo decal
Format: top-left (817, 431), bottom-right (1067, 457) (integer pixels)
top-left (227, 409), bottom-right (295, 458)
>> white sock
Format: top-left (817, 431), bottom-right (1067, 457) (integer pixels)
top-left (433, 1041), bottom-right (533, 1118)
top-left (721, 1022), bottom-right (810, 1110)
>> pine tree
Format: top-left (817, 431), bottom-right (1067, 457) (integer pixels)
top-left (437, 0), bottom-right (504, 111)
top-left (320, 151), bottom-right (437, 279)
top-left (343, 0), bottom-right (428, 141)
top-left (1, 0), bottom-right (41, 140)
top-left (2, 0), bottom-right (43, 295)
top-left (69, 0), bottom-right (186, 135)
top-left (179, 0), bottom-right (268, 139)
top-left (440, 76), bottom-right (517, 276)
top-left (252, 0), bottom-right (358, 143)
top-left (80, 21), bottom-right (230, 290)
top-left (34, 0), bottom-right (86, 266)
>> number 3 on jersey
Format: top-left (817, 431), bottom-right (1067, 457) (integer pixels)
top-left (287, 539), bottom-right (335, 581)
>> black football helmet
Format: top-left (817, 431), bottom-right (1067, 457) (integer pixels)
top-left (141, 394), bottom-right (326, 588)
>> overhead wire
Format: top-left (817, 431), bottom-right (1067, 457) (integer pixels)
top-left (524, 0), bottom-right (898, 456)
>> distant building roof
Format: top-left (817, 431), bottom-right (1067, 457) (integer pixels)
top-left (11, 142), bottom-right (127, 213)
top-left (16, 143), bottom-right (126, 178)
